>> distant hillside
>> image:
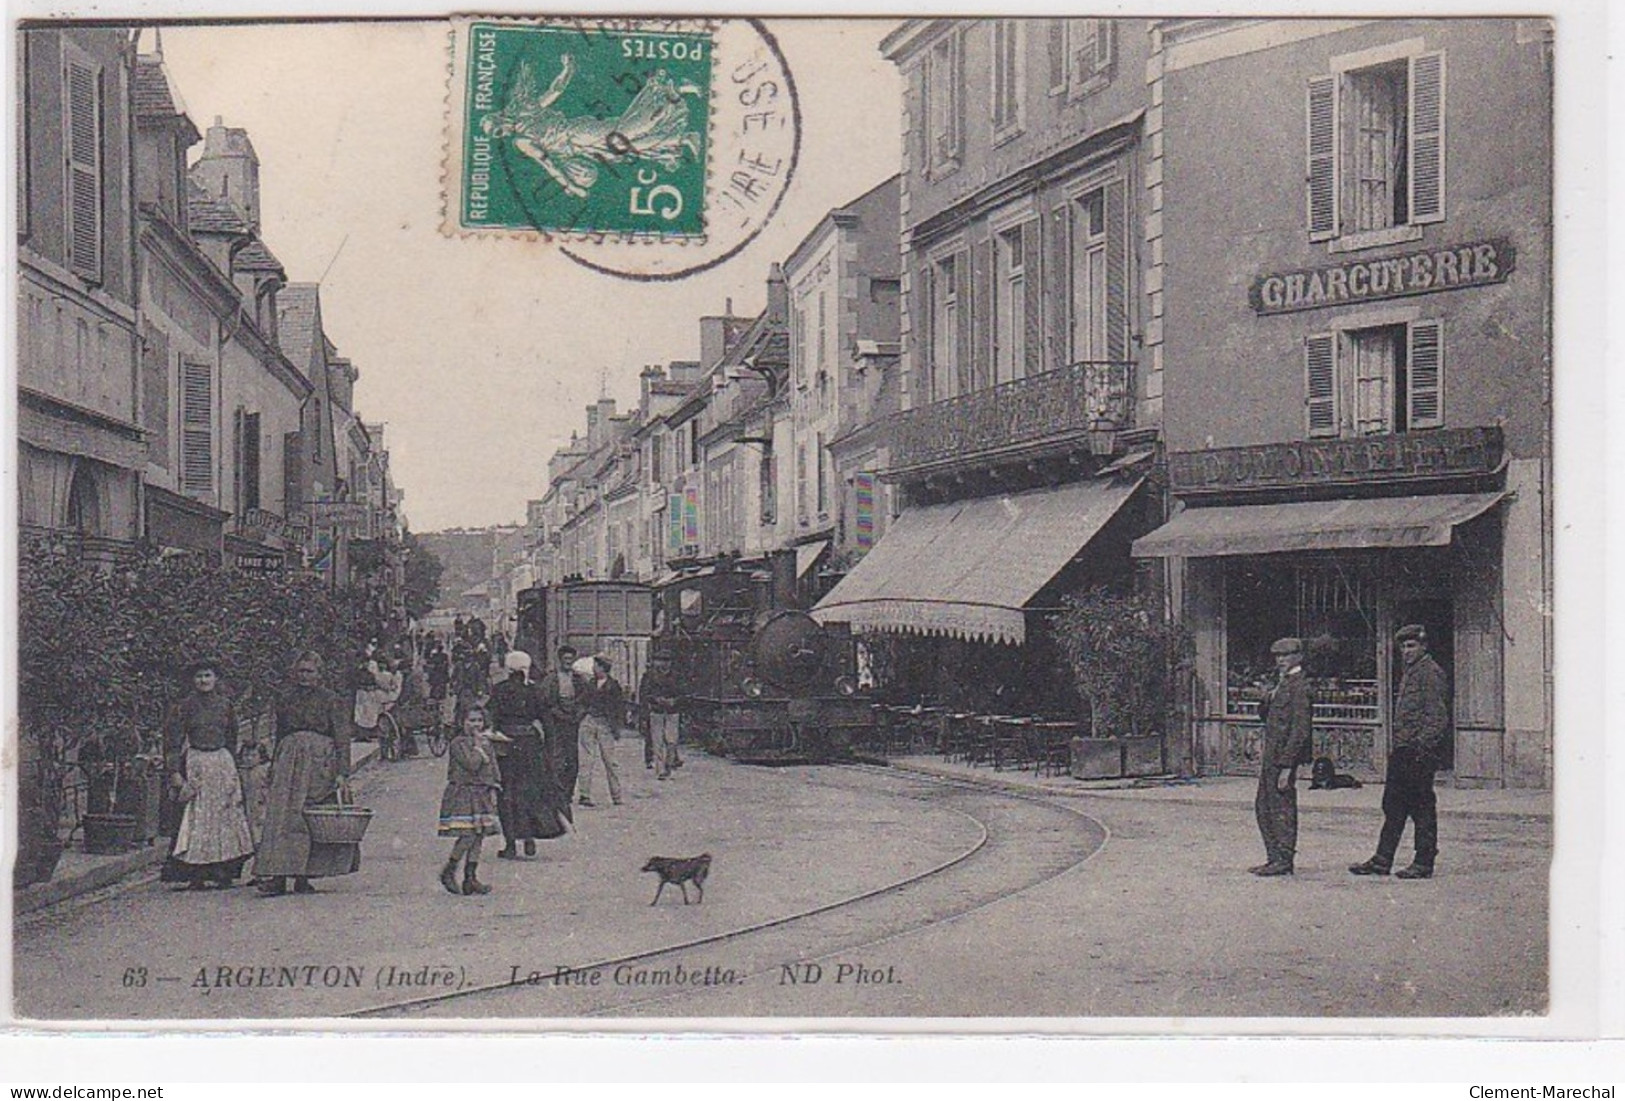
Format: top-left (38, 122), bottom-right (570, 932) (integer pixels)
top-left (417, 528), bottom-right (506, 612)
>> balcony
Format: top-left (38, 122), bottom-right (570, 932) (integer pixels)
top-left (885, 360), bottom-right (1135, 476)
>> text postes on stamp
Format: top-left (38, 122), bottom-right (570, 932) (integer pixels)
top-left (447, 17), bottom-right (799, 280)
top-left (460, 21), bottom-right (711, 238)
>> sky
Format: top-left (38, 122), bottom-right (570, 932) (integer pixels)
top-left (158, 19), bottom-right (903, 533)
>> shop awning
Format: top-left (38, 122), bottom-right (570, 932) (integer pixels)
top-left (796, 540), bottom-right (829, 579)
top-left (811, 477), bottom-right (1142, 645)
top-left (1130, 491), bottom-right (1506, 559)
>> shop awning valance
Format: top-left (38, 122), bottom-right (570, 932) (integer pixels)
top-left (811, 477), bottom-right (1142, 645)
top-left (1130, 491), bottom-right (1506, 559)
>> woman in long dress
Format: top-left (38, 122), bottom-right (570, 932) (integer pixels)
top-left (536, 645), bottom-right (583, 840)
top-left (159, 660), bottom-right (255, 890)
top-left (253, 650), bottom-right (356, 897)
top-left (487, 651), bottom-right (549, 859)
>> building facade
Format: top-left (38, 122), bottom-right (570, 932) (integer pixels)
top-left (1132, 18), bottom-right (1553, 787)
top-left (18, 28), bottom-right (144, 560)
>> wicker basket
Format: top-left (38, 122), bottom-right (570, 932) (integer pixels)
top-left (303, 799), bottom-right (373, 845)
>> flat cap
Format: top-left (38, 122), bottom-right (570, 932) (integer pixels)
top-left (1395, 624), bottom-right (1428, 643)
top-left (1270, 637), bottom-right (1304, 655)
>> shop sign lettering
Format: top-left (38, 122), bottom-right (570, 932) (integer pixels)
top-left (1169, 427), bottom-right (1503, 494)
top-left (1250, 239), bottom-right (1514, 315)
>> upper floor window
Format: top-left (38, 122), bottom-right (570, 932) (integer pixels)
top-left (1308, 46), bottom-right (1445, 246)
top-left (923, 30), bottom-right (965, 176)
top-left (1047, 19), bottom-right (1116, 100)
top-left (181, 360), bottom-right (214, 495)
top-left (991, 20), bottom-right (1023, 138)
top-left (925, 252), bottom-right (962, 402)
top-left (1304, 319), bottom-right (1443, 439)
top-left (994, 223), bottom-right (1031, 384)
top-left (62, 40), bottom-right (104, 283)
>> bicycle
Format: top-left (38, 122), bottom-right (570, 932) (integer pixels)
top-left (376, 708), bottom-right (405, 762)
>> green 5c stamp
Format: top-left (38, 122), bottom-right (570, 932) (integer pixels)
top-left (460, 21), bottom-right (710, 237)
top-left (449, 18), bottom-right (800, 280)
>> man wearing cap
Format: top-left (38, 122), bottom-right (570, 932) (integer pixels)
top-left (1351, 625), bottom-right (1450, 879)
top-left (1253, 637), bottom-right (1314, 876)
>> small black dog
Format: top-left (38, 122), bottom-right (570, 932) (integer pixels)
top-left (1309, 756), bottom-right (1363, 790)
top-left (642, 854), bottom-right (712, 906)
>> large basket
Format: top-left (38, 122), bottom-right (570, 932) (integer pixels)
top-left (303, 801), bottom-right (373, 845)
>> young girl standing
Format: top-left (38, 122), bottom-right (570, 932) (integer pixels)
top-left (437, 705), bottom-right (503, 895)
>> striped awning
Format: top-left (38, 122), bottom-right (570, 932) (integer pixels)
top-left (811, 477), bottom-right (1142, 646)
top-left (1130, 491), bottom-right (1506, 559)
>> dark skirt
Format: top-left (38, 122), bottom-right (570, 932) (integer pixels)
top-left (537, 723), bottom-right (579, 840)
top-left (253, 731), bottom-right (360, 880)
top-left (496, 734), bottom-right (554, 840)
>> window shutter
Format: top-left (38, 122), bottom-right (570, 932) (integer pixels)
top-left (283, 432), bottom-right (303, 512)
top-left (233, 407), bottom-right (245, 509)
top-left (1021, 221), bottom-right (1043, 377)
top-left (243, 412), bottom-right (262, 512)
top-left (1048, 201), bottom-right (1070, 370)
top-left (1408, 51), bottom-right (1446, 225)
top-left (1304, 334), bottom-right (1338, 438)
top-left (1046, 21), bottom-right (1066, 91)
top-left (141, 323), bottom-right (171, 468)
top-left (972, 236), bottom-right (994, 391)
top-left (955, 250), bottom-right (973, 396)
top-left (1407, 319), bottom-right (1444, 429)
top-left (1306, 75), bottom-right (1339, 241)
top-left (950, 31), bottom-right (966, 160)
top-left (916, 263), bottom-right (934, 403)
top-left (1104, 178), bottom-right (1128, 362)
top-left (181, 361), bottom-right (214, 493)
top-left (64, 50), bottom-right (103, 282)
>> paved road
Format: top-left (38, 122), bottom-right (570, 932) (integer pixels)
top-left (13, 750), bottom-right (1547, 1021)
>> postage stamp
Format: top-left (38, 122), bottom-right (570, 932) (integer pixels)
top-left (458, 21), bottom-right (712, 238)
top-left (446, 17), bottom-right (800, 280)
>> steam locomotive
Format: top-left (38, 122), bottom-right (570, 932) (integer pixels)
top-left (655, 555), bottom-right (875, 764)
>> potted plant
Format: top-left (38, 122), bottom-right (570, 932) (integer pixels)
top-left (1050, 587), bottom-right (1189, 780)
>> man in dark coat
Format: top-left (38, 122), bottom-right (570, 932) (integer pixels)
top-left (1351, 624), bottom-right (1451, 879)
top-left (1252, 636), bottom-right (1313, 877)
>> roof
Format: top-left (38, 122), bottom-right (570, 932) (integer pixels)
top-left (233, 238), bottom-right (284, 275)
top-left (1131, 492), bottom-right (1507, 560)
top-left (133, 56), bottom-right (195, 135)
top-left (185, 180), bottom-right (251, 235)
top-left (277, 283), bottom-right (322, 371)
top-left (812, 477), bottom-right (1143, 645)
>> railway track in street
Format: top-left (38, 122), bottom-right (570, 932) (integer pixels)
top-left (351, 763), bottom-right (1109, 1020)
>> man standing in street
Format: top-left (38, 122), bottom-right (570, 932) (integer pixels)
top-left (577, 654), bottom-right (625, 807)
top-left (1351, 624), bottom-right (1451, 880)
top-left (1252, 637), bottom-right (1313, 877)
top-left (640, 653), bottom-right (682, 780)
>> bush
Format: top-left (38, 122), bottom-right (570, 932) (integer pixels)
top-left (19, 539), bottom-right (381, 761)
top-left (1049, 586), bottom-right (1190, 739)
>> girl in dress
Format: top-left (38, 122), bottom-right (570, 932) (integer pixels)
top-left (438, 705), bottom-right (503, 896)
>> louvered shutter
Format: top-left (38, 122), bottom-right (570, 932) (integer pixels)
top-left (1306, 75), bottom-right (1339, 241)
top-left (1407, 319), bottom-right (1444, 429)
top-left (1048, 201), bottom-right (1070, 370)
top-left (181, 362), bottom-right (214, 493)
top-left (955, 250), bottom-right (973, 395)
top-left (64, 50), bottom-right (102, 282)
top-left (243, 412), bottom-right (262, 512)
top-left (283, 432), bottom-right (303, 513)
top-left (1304, 334), bottom-right (1338, 438)
top-left (1022, 221), bottom-right (1043, 377)
top-left (141, 323), bottom-right (171, 468)
top-left (1104, 178), bottom-right (1128, 361)
top-left (948, 31), bottom-right (965, 161)
top-left (916, 263), bottom-right (934, 403)
top-left (1408, 51), bottom-right (1446, 225)
top-left (973, 237), bottom-right (994, 391)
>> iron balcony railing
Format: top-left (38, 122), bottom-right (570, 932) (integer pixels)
top-left (886, 360), bottom-right (1135, 474)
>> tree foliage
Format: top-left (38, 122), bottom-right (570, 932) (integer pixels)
top-left (1049, 586), bottom-right (1190, 738)
top-left (401, 528), bottom-right (444, 620)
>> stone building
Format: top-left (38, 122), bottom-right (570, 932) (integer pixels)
top-left (1131, 18), bottom-right (1553, 788)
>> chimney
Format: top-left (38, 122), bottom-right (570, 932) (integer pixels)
top-left (698, 316), bottom-right (730, 370)
top-left (640, 364), bottom-right (665, 405)
top-left (190, 117), bottom-right (262, 228)
top-left (766, 262), bottom-right (788, 323)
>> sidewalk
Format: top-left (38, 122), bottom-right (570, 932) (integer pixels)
top-left (882, 753), bottom-right (1553, 821)
top-left (14, 740), bottom-right (382, 917)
